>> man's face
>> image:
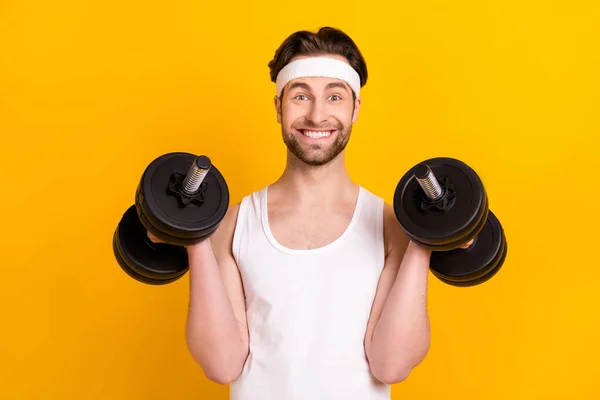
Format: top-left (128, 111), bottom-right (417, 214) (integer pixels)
top-left (275, 57), bottom-right (361, 167)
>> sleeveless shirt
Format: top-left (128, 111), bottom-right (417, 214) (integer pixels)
top-left (229, 185), bottom-right (390, 400)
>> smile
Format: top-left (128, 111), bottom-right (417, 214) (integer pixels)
top-left (299, 130), bottom-right (335, 139)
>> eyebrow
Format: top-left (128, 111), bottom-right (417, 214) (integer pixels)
top-left (288, 81), bottom-right (350, 93)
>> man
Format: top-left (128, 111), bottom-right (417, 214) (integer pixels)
top-left (151, 26), bottom-right (472, 399)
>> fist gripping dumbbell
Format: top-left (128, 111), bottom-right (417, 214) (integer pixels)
top-left (393, 157), bottom-right (507, 287)
top-left (112, 152), bottom-right (229, 285)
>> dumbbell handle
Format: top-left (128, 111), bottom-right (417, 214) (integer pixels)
top-left (182, 155), bottom-right (211, 195)
top-left (414, 163), bottom-right (444, 201)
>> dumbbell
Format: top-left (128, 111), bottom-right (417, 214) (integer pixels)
top-left (393, 157), bottom-right (507, 287)
top-left (112, 152), bottom-right (229, 285)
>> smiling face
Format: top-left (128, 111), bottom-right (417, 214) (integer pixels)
top-left (274, 56), bottom-right (362, 167)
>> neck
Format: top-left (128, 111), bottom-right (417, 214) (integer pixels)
top-left (271, 150), bottom-right (357, 205)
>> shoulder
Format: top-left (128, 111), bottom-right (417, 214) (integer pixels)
top-left (223, 202), bottom-right (241, 227)
top-left (211, 184), bottom-right (264, 248)
top-left (217, 185), bottom-right (266, 230)
top-left (210, 202), bottom-right (241, 250)
top-left (382, 201), bottom-right (410, 259)
top-left (357, 186), bottom-right (410, 258)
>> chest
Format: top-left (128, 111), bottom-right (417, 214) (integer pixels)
top-left (268, 204), bottom-right (355, 250)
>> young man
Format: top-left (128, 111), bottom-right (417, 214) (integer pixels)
top-left (151, 27), bottom-right (472, 399)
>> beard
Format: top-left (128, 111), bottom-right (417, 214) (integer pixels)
top-left (281, 119), bottom-right (352, 167)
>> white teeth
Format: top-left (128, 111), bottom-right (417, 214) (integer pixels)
top-left (302, 130), bottom-right (332, 138)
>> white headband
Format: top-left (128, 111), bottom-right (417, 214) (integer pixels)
top-left (275, 56), bottom-right (361, 97)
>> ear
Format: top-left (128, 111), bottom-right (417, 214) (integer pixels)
top-left (274, 95), bottom-right (282, 124)
top-left (351, 96), bottom-right (362, 124)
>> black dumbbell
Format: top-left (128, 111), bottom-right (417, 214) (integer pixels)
top-left (393, 157), bottom-right (507, 287)
top-left (112, 152), bottom-right (229, 285)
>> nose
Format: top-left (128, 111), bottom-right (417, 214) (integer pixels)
top-left (307, 98), bottom-right (327, 125)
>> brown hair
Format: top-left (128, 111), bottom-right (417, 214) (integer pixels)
top-left (268, 27), bottom-right (368, 98)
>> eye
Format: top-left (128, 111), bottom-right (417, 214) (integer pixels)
top-left (329, 95), bottom-right (342, 101)
top-left (294, 94), bottom-right (308, 100)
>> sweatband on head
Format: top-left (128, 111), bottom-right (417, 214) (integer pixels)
top-left (275, 56), bottom-right (361, 97)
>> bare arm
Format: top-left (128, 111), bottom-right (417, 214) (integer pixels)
top-left (364, 202), bottom-right (432, 384)
top-left (185, 203), bottom-right (249, 384)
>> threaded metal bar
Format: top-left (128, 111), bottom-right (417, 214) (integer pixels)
top-left (413, 163), bottom-right (444, 201)
top-left (182, 155), bottom-right (211, 194)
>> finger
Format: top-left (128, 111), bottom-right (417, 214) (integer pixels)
top-left (147, 231), bottom-right (161, 243)
top-left (459, 239), bottom-right (474, 248)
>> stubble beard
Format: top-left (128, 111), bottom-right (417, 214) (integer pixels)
top-left (281, 120), bottom-right (352, 167)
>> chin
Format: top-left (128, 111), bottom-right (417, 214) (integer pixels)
top-left (301, 158), bottom-right (330, 166)
top-left (296, 150), bottom-right (341, 166)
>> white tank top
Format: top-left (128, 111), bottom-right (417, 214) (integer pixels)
top-left (230, 185), bottom-right (390, 400)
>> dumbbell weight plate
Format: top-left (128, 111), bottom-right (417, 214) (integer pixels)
top-left (429, 210), bottom-right (507, 286)
top-left (113, 205), bottom-right (189, 285)
top-left (394, 157), bottom-right (486, 249)
top-left (136, 152), bottom-right (229, 246)
top-left (406, 191), bottom-right (489, 251)
top-left (430, 232), bottom-right (507, 287)
top-left (136, 187), bottom-right (223, 246)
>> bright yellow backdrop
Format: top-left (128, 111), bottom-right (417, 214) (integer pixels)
top-left (1, 0), bottom-right (599, 398)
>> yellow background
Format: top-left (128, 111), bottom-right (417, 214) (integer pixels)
top-left (1, 0), bottom-right (599, 398)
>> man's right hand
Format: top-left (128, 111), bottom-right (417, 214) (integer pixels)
top-left (147, 231), bottom-right (210, 253)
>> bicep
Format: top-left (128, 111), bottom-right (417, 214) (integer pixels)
top-left (364, 203), bottom-right (409, 356)
top-left (211, 203), bottom-right (249, 349)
